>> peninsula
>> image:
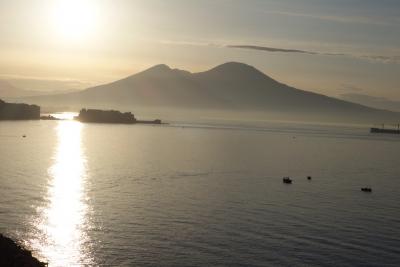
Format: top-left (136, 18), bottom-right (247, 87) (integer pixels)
top-left (0, 99), bottom-right (40, 120)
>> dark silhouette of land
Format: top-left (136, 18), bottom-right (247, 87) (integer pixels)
top-left (18, 62), bottom-right (400, 123)
top-left (75, 108), bottom-right (162, 124)
top-left (0, 99), bottom-right (162, 124)
top-left (342, 93), bottom-right (400, 113)
top-left (0, 99), bottom-right (40, 120)
top-left (76, 108), bottom-right (136, 124)
top-left (370, 125), bottom-right (400, 134)
top-left (0, 234), bottom-right (46, 267)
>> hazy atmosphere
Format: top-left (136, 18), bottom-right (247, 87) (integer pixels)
top-left (1, 0), bottom-right (399, 101)
top-left (1, 1), bottom-right (400, 267)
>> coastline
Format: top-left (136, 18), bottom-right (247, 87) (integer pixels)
top-left (0, 234), bottom-right (46, 267)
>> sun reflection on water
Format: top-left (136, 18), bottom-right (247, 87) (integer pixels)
top-left (50, 112), bottom-right (78, 120)
top-left (33, 121), bottom-right (91, 266)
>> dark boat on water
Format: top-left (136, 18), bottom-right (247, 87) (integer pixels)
top-left (361, 187), bottom-right (372, 192)
top-left (370, 124), bottom-right (400, 134)
top-left (283, 177), bottom-right (292, 184)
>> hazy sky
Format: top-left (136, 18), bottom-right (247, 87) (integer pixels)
top-left (0, 0), bottom-right (399, 99)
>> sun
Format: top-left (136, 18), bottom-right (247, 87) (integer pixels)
top-left (52, 0), bottom-right (98, 42)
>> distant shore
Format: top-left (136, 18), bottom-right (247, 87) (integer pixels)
top-left (0, 234), bottom-right (46, 267)
top-left (74, 108), bottom-right (163, 125)
top-left (1, 99), bottom-right (164, 125)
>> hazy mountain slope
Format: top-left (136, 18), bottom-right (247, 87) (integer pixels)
top-left (341, 93), bottom-right (400, 112)
top-left (0, 80), bottom-right (44, 98)
top-left (23, 62), bottom-right (400, 123)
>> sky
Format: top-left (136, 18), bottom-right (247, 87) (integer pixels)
top-left (0, 0), bottom-right (399, 100)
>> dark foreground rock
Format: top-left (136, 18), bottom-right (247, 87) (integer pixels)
top-left (0, 234), bottom-right (46, 267)
top-left (0, 99), bottom-right (40, 120)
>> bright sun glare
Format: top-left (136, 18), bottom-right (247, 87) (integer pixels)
top-left (52, 0), bottom-right (98, 42)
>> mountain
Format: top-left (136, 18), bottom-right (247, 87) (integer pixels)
top-left (0, 80), bottom-right (47, 98)
top-left (23, 62), bottom-right (400, 123)
top-left (341, 93), bottom-right (400, 113)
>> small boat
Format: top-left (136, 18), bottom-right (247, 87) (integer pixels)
top-left (370, 124), bottom-right (400, 134)
top-left (361, 187), bottom-right (372, 192)
top-left (283, 177), bottom-right (292, 184)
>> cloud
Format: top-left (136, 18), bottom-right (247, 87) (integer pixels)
top-left (227, 44), bottom-right (400, 64)
top-left (262, 10), bottom-right (394, 26)
top-left (227, 44), bottom-right (340, 56)
top-left (226, 45), bottom-right (317, 55)
top-left (360, 55), bottom-right (400, 64)
top-left (159, 40), bottom-right (221, 48)
top-left (157, 38), bottom-right (400, 64)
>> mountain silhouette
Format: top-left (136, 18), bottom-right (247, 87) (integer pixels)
top-left (0, 80), bottom-right (43, 98)
top-left (24, 62), bottom-right (400, 123)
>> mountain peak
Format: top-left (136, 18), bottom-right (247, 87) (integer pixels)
top-left (217, 61), bottom-right (254, 68)
top-left (201, 62), bottom-right (274, 82)
top-left (146, 64), bottom-right (171, 72)
top-left (212, 62), bottom-right (256, 70)
top-left (207, 62), bottom-right (264, 75)
top-left (133, 64), bottom-right (194, 79)
top-left (123, 64), bottom-right (173, 80)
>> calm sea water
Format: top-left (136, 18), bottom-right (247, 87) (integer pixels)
top-left (1, 116), bottom-right (400, 266)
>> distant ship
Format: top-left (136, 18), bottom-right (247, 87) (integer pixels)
top-left (370, 124), bottom-right (400, 134)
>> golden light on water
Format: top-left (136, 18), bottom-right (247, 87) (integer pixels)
top-left (51, 112), bottom-right (78, 120)
top-left (32, 121), bottom-right (91, 266)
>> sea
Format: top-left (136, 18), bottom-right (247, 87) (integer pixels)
top-left (1, 114), bottom-right (400, 266)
